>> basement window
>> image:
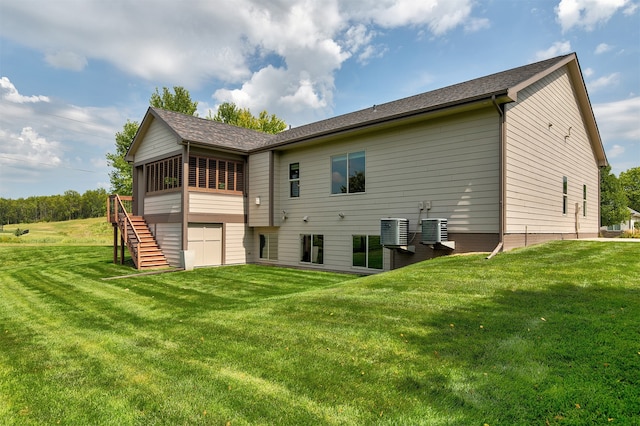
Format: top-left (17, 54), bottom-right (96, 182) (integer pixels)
top-left (259, 234), bottom-right (278, 260)
top-left (300, 234), bottom-right (323, 264)
top-left (352, 235), bottom-right (382, 269)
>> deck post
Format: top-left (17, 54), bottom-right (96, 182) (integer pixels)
top-left (120, 234), bottom-right (125, 265)
top-left (113, 224), bottom-right (118, 264)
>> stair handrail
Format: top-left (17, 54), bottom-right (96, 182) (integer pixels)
top-left (110, 194), bottom-right (143, 268)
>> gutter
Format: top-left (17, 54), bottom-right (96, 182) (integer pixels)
top-left (253, 92), bottom-right (511, 153)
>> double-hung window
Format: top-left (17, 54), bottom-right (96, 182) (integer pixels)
top-left (562, 176), bottom-right (568, 215)
top-left (289, 163), bottom-right (300, 198)
top-left (331, 151), bottom-right (365, 194)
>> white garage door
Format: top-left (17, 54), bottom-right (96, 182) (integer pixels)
top-left (188, 224), bottom-right (222, 267)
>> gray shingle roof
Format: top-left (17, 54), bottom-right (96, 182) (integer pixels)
top-left (146, 53), bottom-right (575, 153)
top-left (150, 107), bottom-right (275, 152)
top-left (268, 54), bottom-right (574, 147)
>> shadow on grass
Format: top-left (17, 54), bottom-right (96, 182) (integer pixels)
top-left (403, 283), bottom-right (640, 425)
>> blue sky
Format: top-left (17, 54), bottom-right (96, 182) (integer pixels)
top-left (0, 0), bottom-right (638, 199)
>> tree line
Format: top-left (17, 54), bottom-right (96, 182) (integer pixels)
top-left (0, 188), bottom-right (108, 225)
top-left (600, 165), bottom-right (640, 227)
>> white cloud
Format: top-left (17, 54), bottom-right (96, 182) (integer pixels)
top-left (587, 72), bottom-right (621, 91)
top-left (0, 77), bottom-right (50, 103)
top-left (555, 0), bottom-right (634, 32)
top-left (534, 41), bottom-right (572, 60)
top-left (465, 17), bottom-right (491, 33)
top-left (594, 42), bottom-right (612, 54)
top-left (593, 96), bottom-right (640, 142)
top-left (0, 0), bottom-right (481, 124)
top-left (44, 50), bottom-right (88, 71)
top-left (0, 127), bottom-right (62, 169)
top-left (348, 0), bottom-right (475, 35)
top-left (0, 77), bottom-right (128, 197)
top-left (607, 144), bottom-right (625, 158)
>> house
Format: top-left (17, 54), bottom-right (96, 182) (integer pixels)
top-left (601, 207), bottom-right (640, 236)
top-left (109, 52), bottom-right (607, 272)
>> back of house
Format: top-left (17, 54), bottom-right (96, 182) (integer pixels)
top-left (114, 52), bottom-right (606, 273)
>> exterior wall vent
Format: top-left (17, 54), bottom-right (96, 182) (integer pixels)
top-left (422, 218), bottom-right (448, 244)
top-left (380, 218), bottom-right (409, 247)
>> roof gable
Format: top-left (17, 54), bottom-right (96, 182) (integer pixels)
top-left (127, 107), bottom-right (274, 160)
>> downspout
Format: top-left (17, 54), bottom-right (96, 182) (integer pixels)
top-left (487, 95), bottom-right (505, 259)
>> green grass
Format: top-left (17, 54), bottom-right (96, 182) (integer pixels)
top-left (0, 217), bottom-right (113, 245)
top-left (0, 240), bottom-right (638, 425)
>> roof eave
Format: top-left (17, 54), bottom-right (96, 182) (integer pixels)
top-left (252, 92), bottom-right (512, 152)
top-left (181, 139), bottom-right (250, 155)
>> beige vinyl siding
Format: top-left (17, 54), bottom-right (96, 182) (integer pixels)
top-left (144, 192), bottom-right (181, 215)
top-left (152, 223), bottom-right (182, 266)
top-left (505, 66), bottom-right (600, 235)
top-left (189, 192), bottom-right (245, 215)
top-left (270, 107), bottom-right (500, 272)
top-left (135, 118), bottom-right (180, 164)
top-left (248, 151), bottom-right (271, 226)
top-left (225, 223), bottom-right (253, 264)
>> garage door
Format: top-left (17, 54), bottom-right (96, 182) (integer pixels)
top-left (188, 224), bottom-right (222, 267)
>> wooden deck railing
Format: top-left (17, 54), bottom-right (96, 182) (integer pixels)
top-left (108, 194), bottom-right (142, 268)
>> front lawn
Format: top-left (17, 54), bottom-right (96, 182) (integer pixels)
top-left (0, 241), bottom-right (638, 425)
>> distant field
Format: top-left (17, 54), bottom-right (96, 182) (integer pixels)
top-left (0, 217), bottom-right (112, 245)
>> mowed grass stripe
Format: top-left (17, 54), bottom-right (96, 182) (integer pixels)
top-left (0, 241), bottom-right (638, 425)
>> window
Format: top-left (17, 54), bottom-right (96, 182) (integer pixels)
top-left (352, 235), bottom-right (383, 269)
top-left (146, 155), bottom-right (182, 193)
top-left (562, 176), bottom-right (568, 215)
top-left (300, 234), bottom-right (323, 264)
top-left (583, 184), bottom-right (587, 217)
top-left (188, 155), bottom-right (244, 193)
top-left (331, 151), bottom-right (365, 194)
top-left (289, 163), bottom-right (300, 198)
top-left (259, 234), bottom-right (278, 260)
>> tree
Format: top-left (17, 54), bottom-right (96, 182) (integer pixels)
top-left (106, 120), bottom-right (139, 195)
top-left (619, 166), bottom-right (640, 212)
top-left (150, 86), bottom-right (198, 116)
top-left (106, 86), bottom-right (199, 194)
top-left (600, 165), bottom-right (630, 227)
top-left (209, 102), bottom-right (287, 134)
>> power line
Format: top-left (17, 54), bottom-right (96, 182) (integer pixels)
top-left (0, 155), bottom-right (97, 173)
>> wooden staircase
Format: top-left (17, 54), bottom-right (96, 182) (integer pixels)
top-left (125, 215), bottom-right (170, 269)
top-left (108, 195), bottom-right (169, 270)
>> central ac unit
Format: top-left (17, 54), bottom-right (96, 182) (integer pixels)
top-left (422, 218), bottom-right (448, 244)
top-left (380, 218), bottom-right (408, 247)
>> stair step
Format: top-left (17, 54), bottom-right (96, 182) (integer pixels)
top-left (117, 213), bottom-right (169, 270)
